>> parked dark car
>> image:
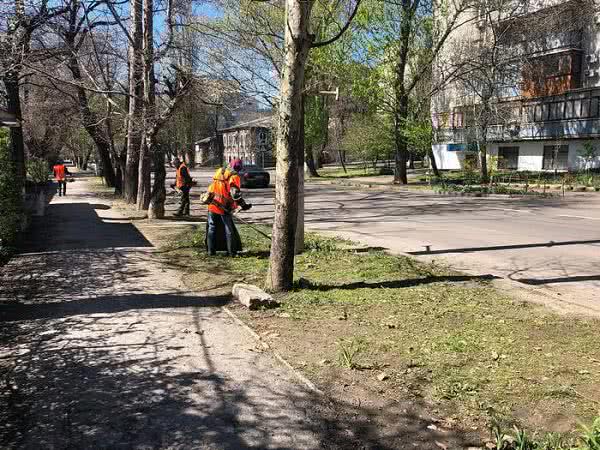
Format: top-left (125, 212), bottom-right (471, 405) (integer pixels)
top-left (240, 165), bottom-right (270, 188)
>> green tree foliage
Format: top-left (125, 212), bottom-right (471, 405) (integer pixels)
top-left (0, 129), bottom-right (23, 254)
top-left (403, 118), bottom-right (432, 157)
top-left (304, 95), bottom-right (329, 155)
top-left (342, 113), bottom-right (394, 166)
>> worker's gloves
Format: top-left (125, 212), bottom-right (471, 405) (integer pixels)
top-left (201, 192), bottom-right (215, 205)
top-left (238, 198), bottom-right (252, 211)
top-left (230, 186), bottom-right (243, 201)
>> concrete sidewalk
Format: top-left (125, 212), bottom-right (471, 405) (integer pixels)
top-left (0, 177), bottom-right (340, 449)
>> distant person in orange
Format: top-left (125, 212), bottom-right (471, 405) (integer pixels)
top-left (53, 159), bottom-right (70, 197)
top-left (170, 156), bottom-right (194, 217)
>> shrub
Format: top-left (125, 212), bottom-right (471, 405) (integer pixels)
top-left (26, 157), bottom-right (50, 185)
top-left (0, 129), bottom-right (23, 261)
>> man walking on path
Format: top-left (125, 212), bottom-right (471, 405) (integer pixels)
top-left (171, 157), bottom-right (193, 217)
top-left (52, 159), bottom-right (70, 196)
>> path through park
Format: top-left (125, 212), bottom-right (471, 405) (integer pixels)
top-left (0, 176), bottom-right (478, 449)
top-left (0, 176), bottom-right (328, 449)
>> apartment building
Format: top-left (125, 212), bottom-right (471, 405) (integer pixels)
top-left (432, 0), bottom-right (600, 171)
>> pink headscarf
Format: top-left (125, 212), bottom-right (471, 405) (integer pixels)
top-left (230, 158), bottom-right (243, 172)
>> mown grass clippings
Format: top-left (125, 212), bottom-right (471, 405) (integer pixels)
top-left (172, 224), bottom-right (600, 438)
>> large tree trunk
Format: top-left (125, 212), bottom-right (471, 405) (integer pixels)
top-left (4, 0), bottom-right (27, 187)
top-left (139, 0), bottom-right (156, 212)
top-left (137, 139), bottom-right (151, 210)
top-left (267, 0), bottom-right (313, 292)
top-left (315, 96), bottom-right (329, 170)
top-left (114, 159), bottom-right (124, 195)
top-left (148, 145), bottom-right (166, 219)
top-left (4, 73), bottom-right (26, 185)
top-left (296, 94), bottom-right (306, 254)
top-left (393, 0), bottom-right (417, 185)
top-left (124, 0), bottom-right (144, 204)
top-left (393, 99), bottom-right (409, 185)
top-left (428, 147), bottom-right (440, 177)
top-left (305, 145), bottom-right (319, 177)
top-left (479, 142), bottom-right (489, 184)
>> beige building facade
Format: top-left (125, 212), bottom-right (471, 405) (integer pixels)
top-left (432, 0), bottom-right (600, 171)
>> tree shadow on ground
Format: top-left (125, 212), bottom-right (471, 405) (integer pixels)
top-left (0, 293), bottom-right (231, 321)
top-left (300, 274), bottom-right (500, 292)
top-left (0, 250), bottom-right (152, 304)
top-left (0, 295), bottom-right (481, 449)
top-left (22, 203), bottom-right (152, 252)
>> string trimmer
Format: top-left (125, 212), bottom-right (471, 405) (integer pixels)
top-left (232, 211), bottom-right (272, 241)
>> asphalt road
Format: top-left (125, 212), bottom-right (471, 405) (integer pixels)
top-left (179, 168), bottom-right (600, 314)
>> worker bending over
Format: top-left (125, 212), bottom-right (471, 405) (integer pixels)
top-left (203, 158), bottom-right (252, 256)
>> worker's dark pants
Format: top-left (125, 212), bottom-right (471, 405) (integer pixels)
top-left (177, 186), bottom-right (191, 215)
top-left (57, 180), bottom-right (66, 196)
top-left (207, 212), bottom-right (236, 256)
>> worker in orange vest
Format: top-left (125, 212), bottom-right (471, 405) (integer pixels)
top-left (170, 156), bottom-right (193, 217)
top-left (203, 158), bottom-right (251, 256)
top-left (52, 159), bottom-right (70, 197)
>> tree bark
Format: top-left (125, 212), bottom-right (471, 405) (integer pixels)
top-left (428, 148), bottom-right (440, 177)
top-left (305, 146), bottom-right (319, 177)
top-left (137, 139), bottom-right (151, 210)
top-left (267, 0), bottom-right (313, 292)
top-left (315, 96), bottom-right (329, 170)
top-left (335, 114), bottom-right (348, 173)
top-left (393, 96), bottom-right (410, 184)
top-left (4, 73), bottom-right (26, 185)
top-left (296, 94), bottom-right (305, 254)
top-left (479, 142), bottom-right (489, 184)
top-left (148, 144), bottom-right (166, 219)
top-left (136, 0), bottom-right (155, 211)
top-left (393, 0), bottom-right (418, 185)
top-left (114, 159), bottom-right (124, 195)
top-left (124, 0), bottom-right (144, 204)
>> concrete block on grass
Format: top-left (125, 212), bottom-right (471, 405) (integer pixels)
top-left (232, 283), bottom-right (279, 310)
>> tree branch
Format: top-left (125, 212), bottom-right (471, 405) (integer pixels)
top-left (312, 0), bottom-right (362, 48)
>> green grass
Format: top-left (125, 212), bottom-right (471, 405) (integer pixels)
top-left (175, 225), bottom-right (600, 436)
top-left (314, 166), bottom-right (393, 179)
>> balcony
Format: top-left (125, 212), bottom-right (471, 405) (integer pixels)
top-left (434, 87), bottom-right (600, 144)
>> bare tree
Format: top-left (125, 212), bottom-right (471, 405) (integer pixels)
top-left (1, 0), bottom-right (68, 187)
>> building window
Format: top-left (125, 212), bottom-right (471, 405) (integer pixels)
top-left (498, 146), bottom-right (519, 170)
top-left (543, 145), bottom-right (569, 170)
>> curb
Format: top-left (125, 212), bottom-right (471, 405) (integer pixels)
top-left (222, 306), bottom-right (324, 395)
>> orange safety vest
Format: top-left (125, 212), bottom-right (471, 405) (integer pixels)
top-left (207, 167), bottom-right (241, 215)
top-left (176, 163), bottom-right (190, 188)
top-left (53, 164), bottom-right (66, 181)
